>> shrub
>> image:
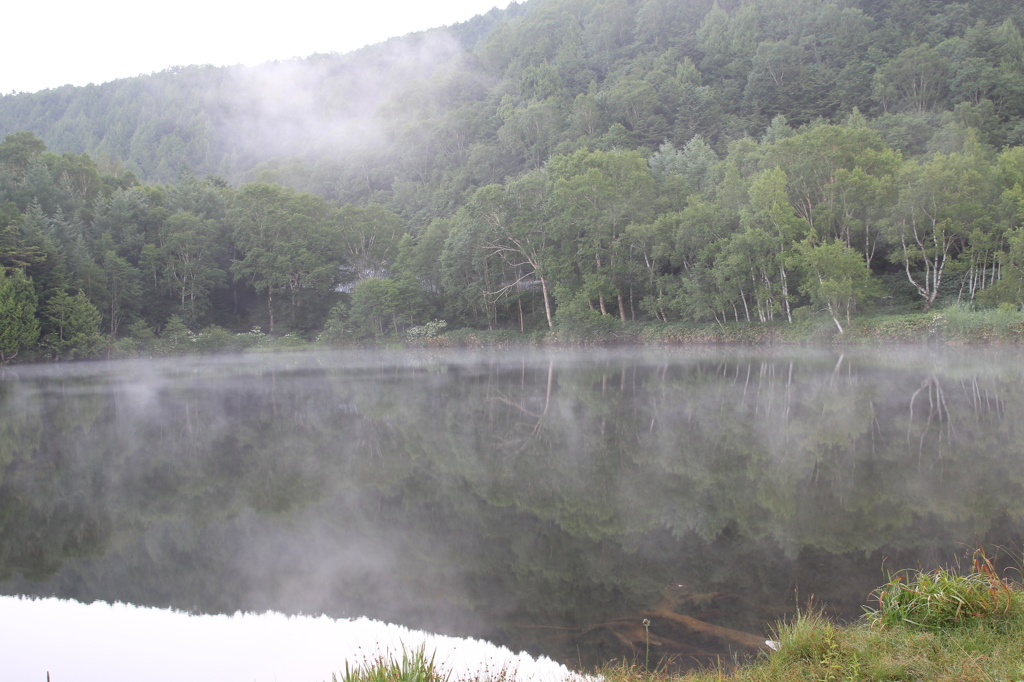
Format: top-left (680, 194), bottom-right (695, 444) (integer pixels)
top-left (942, 302), bottom-right (1024, 342)
top-left (193, 325), bottom-right (236, 353)
top-left (406, 319), bottom-right (448, 339)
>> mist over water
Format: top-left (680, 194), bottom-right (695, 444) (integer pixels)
top-left (1, 348), bottom-right (1022, 675)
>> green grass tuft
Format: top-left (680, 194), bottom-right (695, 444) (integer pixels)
top-left (865, 552), bottom-right (1020, 630)
top-left (331, 645), bottom-right (522, 682)
top-left (332, 645), bottom-right (451, 682)
top-left (769, 606), bottom-right (844, 667)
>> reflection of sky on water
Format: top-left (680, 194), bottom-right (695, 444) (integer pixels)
top-left (0, 597), bottom-right (584, 682)
top-left (3, 348), bottom-right (1024, 673)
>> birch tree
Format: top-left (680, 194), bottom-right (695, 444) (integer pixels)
top-left (890, 144), bottom-right (989, 308)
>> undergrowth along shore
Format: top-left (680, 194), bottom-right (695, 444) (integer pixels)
top-left (426, 306), bottom-right (1024, 348)
top-left (334, 555), bottom-right (1024, 682)
top-left (7, 306), bottom-right (1024, 364)
top-left (84, 307), bottom-right (1024, 361)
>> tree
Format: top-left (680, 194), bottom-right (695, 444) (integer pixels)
top-left (761, 119), bottom-right (901, 267)
top-left (42, 290), bottom-right (103, 359)
top-left (91, 187), bottom-right (154, 262)
top-left (100, 248), bottom-right (141, 338)
top-left (158, 314), bottom-right (193, 354)
top-left (46, 152), bottom-right (103, 213)
top-left (605, 76), bottom-right (670, 146)
top-left (347, 277), bottom-right (425, 337)
top-left (549, 149), bottom-right (656, 322)
top-left (335, 204), bottom-right (406, 282)
top-left (0, 269), bottom-right (39, 363)
top-left (744, 39), bottom-right (835, 127)
top-left (230, 184), bottom-right (294, 333)
top-left (0, 202), bottom-right (45, 271)
top-left (274, 215), bottom-right (346, 330)
top-left (713, 227), bottom-right (780, 323)
top-left (874, 45), bottom-right (951, 113)
top-left (796, 238), bottom-right (880, 333)
top-left (477, 172), bottom-right (560, 330)
top-left (0, 132), bottom-right (46, 179)
top-left (621, 217), bottom-right (674, 322)
top-left (890, 140), bottom-right (993, 308)
top-left (648, 136), bottom-right (720, 200)
top-left (497, 98), bottom-right (565, 170)
top-left (441, 200), bottom-right (506, 329)
top-left (740, 166), bottom-right (807, 322)
top-left (230, 183), bottom-right (345, 332)
top-left (158, 212), bottom-right (226, 327)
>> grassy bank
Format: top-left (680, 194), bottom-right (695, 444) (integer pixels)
top-left (618, 555), bottom-right (1024, 682)
top-left (335, 557), bottom-right (1024, 682)
top-left (9, 306), bottom-right (1023, 364)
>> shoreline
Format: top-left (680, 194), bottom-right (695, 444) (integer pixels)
top-left (7, 308), bottom-right (1024, 365)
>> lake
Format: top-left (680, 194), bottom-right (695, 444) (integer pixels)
top-left (1, 348), bottom-right (1022, 679)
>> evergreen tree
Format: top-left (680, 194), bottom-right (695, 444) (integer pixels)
top-left (0, 270), bottom-right (39, 363)
top-left (42, 290), bottom-right (103, 359)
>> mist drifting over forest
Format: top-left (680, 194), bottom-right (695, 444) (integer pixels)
top-left (4, 0), bottom-right (1024, 359)
top-left (0, 9), bottom-right (509, 183)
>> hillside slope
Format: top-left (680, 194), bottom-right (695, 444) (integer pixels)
top-left (3, 0), bottom-right (1023, 200)
top-left (3, 0), bottom-right (1024, 359)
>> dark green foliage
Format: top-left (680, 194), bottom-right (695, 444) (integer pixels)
top-left (0, 269), bottom-right (39, 362)
top-left (4, 0), bottom-right (1024, 357)
top-left (41, 289), bottom-right (103, 359)
top-left (347, 277), bottom-right (429, 338)
top-left (3, 0), bottom-right (1024, 189)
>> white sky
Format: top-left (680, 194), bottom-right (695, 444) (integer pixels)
top-left (2, 0), bottom-right (513, 95)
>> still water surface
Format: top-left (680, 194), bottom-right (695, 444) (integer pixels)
top-left (1, 348), bottom-right (1022, 676)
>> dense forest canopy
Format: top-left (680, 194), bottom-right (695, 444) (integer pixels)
top-left (3, 0), bottom-right (1024, 358)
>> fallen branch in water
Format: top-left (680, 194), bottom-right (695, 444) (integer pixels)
top-left (643, 608), bottom-right (768, 650)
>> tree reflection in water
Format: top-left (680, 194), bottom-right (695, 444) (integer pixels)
top-left (0, 349), bottom-right (1022, 672)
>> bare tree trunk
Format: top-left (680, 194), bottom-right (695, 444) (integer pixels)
top-left (780, 265), bottom-right (792, 323)
top-left (267, 286), bottom-right (274, 333)
top-left (829, 303), bottom-right (844, 334)
top-left (540, 275), bottom-right (553, 329)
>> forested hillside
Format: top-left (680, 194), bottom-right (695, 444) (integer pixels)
top-left (3, 0), bottom-right (1024, 359)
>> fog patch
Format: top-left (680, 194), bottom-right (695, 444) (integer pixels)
top-left (213, 31), bottom-right (467, 163)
